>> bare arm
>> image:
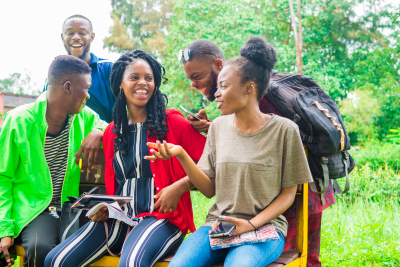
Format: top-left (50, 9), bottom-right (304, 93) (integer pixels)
top-left (153, 176), bottom-right (193, 213)
top-left (145, 141), bottom-right (216, 198)
top-left (216, 185), bottom-right (297, 236)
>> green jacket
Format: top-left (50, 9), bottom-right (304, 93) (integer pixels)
top-left (0, 92), bottom-right (108, 239)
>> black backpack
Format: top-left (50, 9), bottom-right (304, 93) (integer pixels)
top-left (265, 72), bottom-right (355, 195)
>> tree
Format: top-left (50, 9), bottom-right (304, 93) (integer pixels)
top-left (106, 0), bottom-right (400, 142)
top-left (104, 0), bottom-right (173, 57)
top-left (288, 0), bottom-right (304, 73)
top-left (162, 0), bottom-right (270, 118)
top-left (0, 72), bottom-right (38, 95)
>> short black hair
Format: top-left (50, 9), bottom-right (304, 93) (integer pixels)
top-left (63, 14), bottom-right (93, 30)
top-left (226, 36), bottom-right (277, 101)
top-left (183, 39), bottom-right (226, 64)
top-left (48, 55), bottom-right (92, 85)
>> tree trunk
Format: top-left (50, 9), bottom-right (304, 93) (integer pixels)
top-left (288, 0), bottom-right (304, 74)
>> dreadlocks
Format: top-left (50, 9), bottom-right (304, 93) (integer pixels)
top-left (110, 50), bottom-right (169, 155)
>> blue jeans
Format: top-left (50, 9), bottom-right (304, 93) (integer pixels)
top-left (169, 226), bottom-right (284, 267)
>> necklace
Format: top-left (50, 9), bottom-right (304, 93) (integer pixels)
top-left (130, 122), bottom-right (144, 133)
top-left (46, 116), bottom-right (66, 126)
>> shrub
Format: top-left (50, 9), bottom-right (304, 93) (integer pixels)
top-left (351, 141), bottom-right (400, 171)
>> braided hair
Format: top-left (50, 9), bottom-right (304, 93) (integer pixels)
top-left (110, 50), bottom-right (169, 155)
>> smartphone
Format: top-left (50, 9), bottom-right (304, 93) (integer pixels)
top-left (180, 106), bottom-right (202, 121)
top-left (210, 221), bottom-right (236, 238)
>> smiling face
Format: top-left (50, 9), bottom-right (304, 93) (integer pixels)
top-left (61, 18), bottom-right (94, 60)
top-left (215, 65), bottom-right (249, 115)
top-left (67, 74), bottom-right (91, 114)
top-left (183, 59), bottom-right (220, 101)
top-left (121, 60), bottom-right (155, 108)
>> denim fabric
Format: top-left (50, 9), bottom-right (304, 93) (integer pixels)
top-left (169, 226), bottom-right (284, 267)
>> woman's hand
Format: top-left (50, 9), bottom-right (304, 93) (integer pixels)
top-left (88, 207), bottom-right (109, 222)
top-left (212, 216), bottom-right (255, 237)
top-left (154, 182), bottom-right (185, 213)
top-left (145, 140), bottom-right (184, 161)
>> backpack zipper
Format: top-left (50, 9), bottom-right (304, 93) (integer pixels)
top-left (271, 73), bottom-right (301, 84)
top-left (324, 102), bottom-right (349, 150)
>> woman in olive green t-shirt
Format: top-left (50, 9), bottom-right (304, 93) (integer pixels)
top-left (145, 36), bottom-right (313, 267)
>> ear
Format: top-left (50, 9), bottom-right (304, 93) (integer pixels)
top-left (245, 81), bottom-right (256, 95)
top-left (61, 33), bottom-right (64, 42)
top-left (91, 32), bottom-right (95, 42)
top-left (212, 59), bottom-right (224, 73)
top-left (63, 81), bottom-right (72, 95)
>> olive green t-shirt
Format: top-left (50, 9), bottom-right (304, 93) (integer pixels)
top-left (198, 114), bottom-right (313, 236)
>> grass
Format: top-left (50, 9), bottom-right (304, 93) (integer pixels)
top-left (190, 165), bottom-right (400, 266)
top-left (320, 197), bottom-right (400, 266)
top-left (319, 165), bottom-right (400, 266)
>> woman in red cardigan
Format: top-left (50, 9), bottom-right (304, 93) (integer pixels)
top-left (45, 50), bottom-right (206, 267)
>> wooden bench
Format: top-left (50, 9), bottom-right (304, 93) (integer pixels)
top-left (10, 149), bottom-right (308, 267)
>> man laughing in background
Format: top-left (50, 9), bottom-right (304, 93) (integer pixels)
top-left (44, 14), bottom-right (115, 122)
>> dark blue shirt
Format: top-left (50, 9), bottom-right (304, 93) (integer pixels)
top-left (44, 53), bottom-right (115, 122)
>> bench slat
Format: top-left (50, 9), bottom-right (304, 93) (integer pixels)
top-left (273, 251), bottom-right (299, 264)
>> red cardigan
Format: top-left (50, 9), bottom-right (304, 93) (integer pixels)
top-left (103, 109), bottom-right (207, 234)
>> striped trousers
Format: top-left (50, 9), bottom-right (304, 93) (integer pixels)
top-left (44, 216), bottom-right (185, 267)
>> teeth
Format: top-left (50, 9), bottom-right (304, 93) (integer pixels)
top-left (136, 90), bottom-right (147, 94)
top-left (71, 44), bottom-right (82, 47)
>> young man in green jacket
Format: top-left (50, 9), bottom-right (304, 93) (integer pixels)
top-left (0, 55), bottom-right (108, 267)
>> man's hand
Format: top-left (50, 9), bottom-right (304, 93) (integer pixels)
top-left (74, 129), bottom-right (104, 173)
top-left (0, 237), bottom-right (15, 267)
top-left (88, 207), bottom-right (109, 222)
top-left (187, 109), bottom-right (211, 133)
top-left (154, 181), bottom-right (186, 213)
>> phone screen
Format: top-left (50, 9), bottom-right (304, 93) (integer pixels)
top-left (210, 221), bottom-right (236, 238)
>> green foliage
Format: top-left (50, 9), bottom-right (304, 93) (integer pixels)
top-left (339, 165), bottom-right (400, 203)
top-left (0, 72), bottom-right (39, 95)
top-left (107, 0), bottom-right (400, 144)
top-left (321, 197), bottom-right (400, 266)
top-left (387, 129), bottom-right (400, 145)
top-left (322, 167), bottom-right (400, 266)
top-left (162, 0), bottom-right (270, 113)
top-left (104, 0), bottom-right (173, 57)
top-left (339, 89), bottom-right (381, 142)
top-left (351, 140), bottom-right (400, 171)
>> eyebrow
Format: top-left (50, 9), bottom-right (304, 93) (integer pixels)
top-left (218, 79), bottom-right (227, 84)
top-left (189, 72), bottom-right (200, 79)
top-left (65, 28), bottom-right (89, 31)
top-left (128, 73), bottom-right (153, 75)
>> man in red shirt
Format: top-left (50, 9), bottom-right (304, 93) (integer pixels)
top-left (178, 39), bottom-right (335, 267)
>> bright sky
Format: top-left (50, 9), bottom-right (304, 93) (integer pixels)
top-left (0, 0), bottom-right (120, 91)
